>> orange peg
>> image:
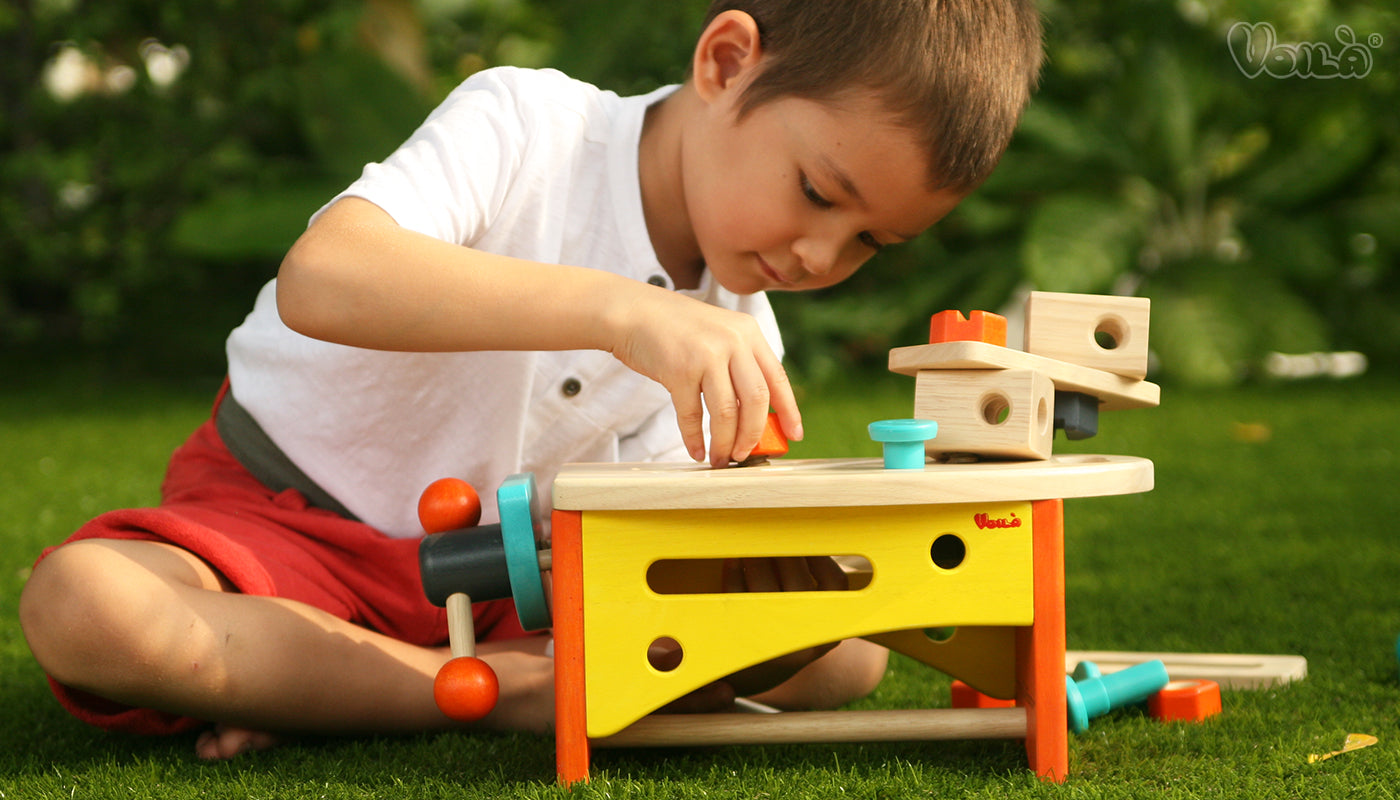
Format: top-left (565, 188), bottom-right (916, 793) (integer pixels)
top-left (929, 309), bottom-right (1008, 347)
top-left (751, 412), bottom-right (790, 458)
top-left (1148, 679), bottom-right (1222, 723)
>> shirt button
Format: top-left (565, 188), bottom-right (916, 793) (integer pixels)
top-left (646, 274), bottom-right (667, 288)
top-left (561, 378), bottom-right (582, 398)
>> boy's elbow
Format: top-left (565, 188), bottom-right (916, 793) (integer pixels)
top-left (276, 232), bottom-right (340, 340)
top-left (275, 245), bottom-right (320, 337)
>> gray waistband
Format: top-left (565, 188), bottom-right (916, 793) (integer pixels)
top-left (215, 392), bottom-right (359, 521)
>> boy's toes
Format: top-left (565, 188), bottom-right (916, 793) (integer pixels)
top-left (195, 725), bottom-right (279, 760)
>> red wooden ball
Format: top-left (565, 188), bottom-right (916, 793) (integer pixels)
top-left (418, 478), bottom-right (482, 533)
top-left (433, 656), bottom-right (500, 722)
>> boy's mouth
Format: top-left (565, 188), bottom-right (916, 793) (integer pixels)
top-left (758, 256), bottom-right (794, 287)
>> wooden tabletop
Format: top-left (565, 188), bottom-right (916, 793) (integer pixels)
top-left (552, 454), bottom-right (1154, 511)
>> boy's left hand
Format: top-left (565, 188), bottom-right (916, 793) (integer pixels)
top-left (717, 557), bottom-right (847, 697)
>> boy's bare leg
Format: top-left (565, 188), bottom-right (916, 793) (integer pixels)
top-left (748, 638), bottom-right (889, 710)
top-left (19, 539), bottom-right (556, 759)
top-left (21, 541), bottom-right (882, 760)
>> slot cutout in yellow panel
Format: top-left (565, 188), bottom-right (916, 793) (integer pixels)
top-left (646, 556), bottom-right (874, 595)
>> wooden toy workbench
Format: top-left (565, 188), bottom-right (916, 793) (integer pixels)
top-left (417, 291), bottom-right (1164, 784)
top-left (548, 453), bottom-right (1154, 784)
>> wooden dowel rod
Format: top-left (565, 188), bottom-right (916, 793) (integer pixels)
top-left (591, 708), bottom-right (1027, 748)
top-left (445, 592), bottom-right (474, 658)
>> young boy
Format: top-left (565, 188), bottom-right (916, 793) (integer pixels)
top-left (20, 0), bottom-right (1042, 760)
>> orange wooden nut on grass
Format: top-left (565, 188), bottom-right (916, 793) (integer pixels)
top-left (1149, 679), bottom-right (1222, 723)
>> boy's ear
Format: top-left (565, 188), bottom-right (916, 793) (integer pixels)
top-left (692, 9), bottom-right (764, 104)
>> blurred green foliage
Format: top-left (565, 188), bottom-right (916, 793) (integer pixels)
top-left (3, 0), bottom-right (1396, 382)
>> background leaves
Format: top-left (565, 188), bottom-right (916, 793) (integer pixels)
top-left (3, 0), bottom-right (1396, 383)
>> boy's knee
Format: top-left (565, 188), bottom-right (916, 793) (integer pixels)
top-left (20, 541), bottom-right (183, 688)
top-left (831, 638), bottom-right (889, 703)
top-left (767, 639), bottom-right (889, 710)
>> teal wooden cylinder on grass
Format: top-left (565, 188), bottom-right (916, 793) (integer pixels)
top-left (1066, 659), bottom-right (1169, 734)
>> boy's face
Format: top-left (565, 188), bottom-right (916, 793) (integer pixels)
top-left (683, 92), bottom-right (965, 295)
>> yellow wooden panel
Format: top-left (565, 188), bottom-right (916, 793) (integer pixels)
top-left (581, 502), bottom-right (1034, 737)
top-left (866, 626), bottom-right (1019, 699)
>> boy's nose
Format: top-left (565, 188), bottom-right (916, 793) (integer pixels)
top-left (792, 237), bottom-right (840, 277)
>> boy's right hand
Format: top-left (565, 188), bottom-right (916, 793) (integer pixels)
top-left (279, 198), bottom-right (800, 465)
top-left (605, 284), bottom-right (802, 468)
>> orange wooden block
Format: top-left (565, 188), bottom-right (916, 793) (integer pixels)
top-left (1149, 679), bottom-right (1222, 723)
top-left (751, 412), bottom-right (789, 458)
top-left (929, 310), bottom-right (1008, 347)
top-left (950, 680), bottom-right (1017, 709)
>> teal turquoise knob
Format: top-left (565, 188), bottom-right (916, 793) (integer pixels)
top-left (868, 419), bottom-right (938, 469)
top-left (1066, 659), bottom-right (1169, 734)
top-left (1071, 660), bottom-right (1103, 682)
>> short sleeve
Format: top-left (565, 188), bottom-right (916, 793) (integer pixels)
top-left (315, 69), bottom-right (532, 246)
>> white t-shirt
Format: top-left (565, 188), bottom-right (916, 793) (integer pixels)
top-left (225, 67), bottom-right (783, 538)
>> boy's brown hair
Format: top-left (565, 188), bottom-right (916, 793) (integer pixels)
top-left (702, 0), bottom-right (1043, 191)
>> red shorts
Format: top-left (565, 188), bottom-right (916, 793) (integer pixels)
top-left (37, 390), bottom-right (528, 735)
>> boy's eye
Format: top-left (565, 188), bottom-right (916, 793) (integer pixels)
top-left (800, 173), bottom-right (834, 209)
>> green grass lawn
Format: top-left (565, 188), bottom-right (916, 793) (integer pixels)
top-left (3, 364), bottom-right (1398, 799)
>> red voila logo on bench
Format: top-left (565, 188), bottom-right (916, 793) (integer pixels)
top-left (973, 512), bottom-right (1021, 529)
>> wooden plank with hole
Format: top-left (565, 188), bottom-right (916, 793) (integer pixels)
top-left (1024, 291), bottom-right (1151, 379)
top-left (1064, 650), bottom-right (1307, 689)
top-left (889, 340), bottom-right (1160, 411)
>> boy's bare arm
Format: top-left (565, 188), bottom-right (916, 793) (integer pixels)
top-left (276, 197), bottom-right (801, 466)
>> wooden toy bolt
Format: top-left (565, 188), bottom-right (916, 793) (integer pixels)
top-left (417, 478), bottom-right (500, 722)
top-left (737, 412), bottom-right (790, 466)
top-left (868, 419), bottom-right (939, 469)
top-left (1065, 659), bottom-right (1169, 733)
top-left (418, 474), bottom-right (555, 721)
top-left (1149, 679), bottom-right (1222, 722)
top-left (928, 309), bottom-right (1008, 346)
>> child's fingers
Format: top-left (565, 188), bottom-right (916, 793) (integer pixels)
top-left (772, 556), bottom-right (820, 592)
top-left (701, 371), bottom-right (740, 468)
top-left (740, 557), bottom-right (831, 594)
top-left (725, 356), bottom-right (773, 463)
top-left (738, 558), bottom-right (781, 592)
top-left (722, 558), bottom-right (746, 592)
top-left (806, 556), bottom-right (848, 592)
top-left (671, 389), bottom-right (708, 462)
top-left (758, 350), bottom-right (802, 442)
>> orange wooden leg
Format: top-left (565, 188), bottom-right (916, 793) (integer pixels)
top-left (1017, 499), bottom-right (1068, 782)
top-left (551, 510), bottom-right (590, 785)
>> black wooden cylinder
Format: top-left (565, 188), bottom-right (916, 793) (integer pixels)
top-left (419, 524), bottom-right (513, 607)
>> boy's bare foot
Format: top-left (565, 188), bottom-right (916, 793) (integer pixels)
top-left (195, 725), bottom-right (280, 760)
